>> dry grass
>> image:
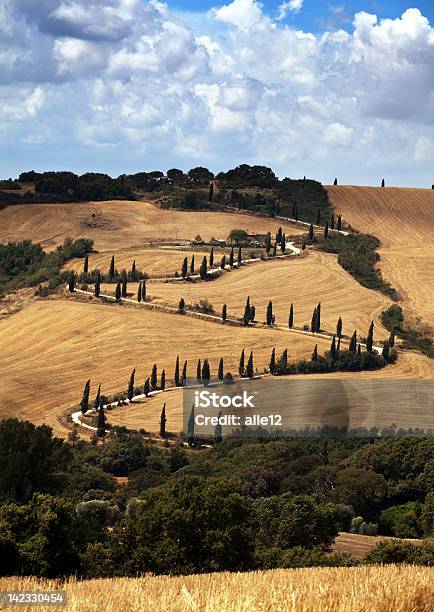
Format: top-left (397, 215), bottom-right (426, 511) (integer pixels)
top-left (0, 298), bottom-right (328, 437)
top-left (101, 251), bottom-right (392, 340)
top-left (332, 533), bottom-right (421, 560)
top-left (327, 186), bottom-right (434, 329)
top-left (0, 200), bottom-right (304, 252)
top-left (1, 566), bottom-right (433, 611)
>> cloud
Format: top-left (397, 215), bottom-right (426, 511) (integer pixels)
top-left (0, 1), bottom-right (434, 186)
top-left (278, 1), bottom-right (304, 20)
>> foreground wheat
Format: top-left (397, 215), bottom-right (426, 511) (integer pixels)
top-left (1, 566), bottom-right (433, 612)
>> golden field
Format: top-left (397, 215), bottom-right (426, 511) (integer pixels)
top-left (327, 186), bottom-right (434, 329)
top-left (101, 251), bottom-right (392, 340)
top-left (0, 298), bottom-right (331, 436)
top-left (1, 565), bottom-right (433, 612)
top-left (0, 200), bottom-right (304, 252)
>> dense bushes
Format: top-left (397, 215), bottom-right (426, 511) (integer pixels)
top-left (273, 349), bottom-right (388, 376)
top-left (364, 539), bottom-right (434, 565)
top-left (381, 304), bottom-right (434, 357)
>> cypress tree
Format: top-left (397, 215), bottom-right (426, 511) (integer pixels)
top-left (276, 227), bottom-right (283, 243)
top-left (214, 412), bottom-right (223, 443)
top-left (187, 405), bottom-right (195, 447)
top-left (94, 271), bottom-right (101, 297)
top-left (358, 343), bottom-right (362, 355)
top-left (200, 256), bottom-right (207, 279)
top-left (109, 255), bottom-right (115, 281)
top-left (337, 336), bottom-right (341, 357)
top-left (144, 378), bottom-right (150, 397)
top-left (209, 247), bottom-right (214, 268)
top-left (83, 254), bottom-right (89, 276)
top-left (80, 379), bottom-right (91, 414)
top-left (142, 279), bottom-right (147, 302)
top-left (229, 247), bottom-right (234, 267)
top-left (316, 302), bottom-right (321, 331)
top-left (181, 257), bottom-right (188, 279)
top-left (182, 360), bottom-right (188, 384)
top-left (94, 384), bottom-right (101, 410)
top-left (349, 331), bottom-right (357, 353)
top-left (160, 369), bottom-right (166, 391)
top-left (311, 308), bottom-right (317, 333)
top-left (312, 344), bottom-right (318, 361)
top-left (250, 305), bottom-right (255, 322)
top-left (381, 178), bottom-right (385, 187)
top-left (366, 321), bottom-right (374, 353)
top-left (316, 209), bottom-right (321, 225)
top-left (174, 356), bottom-right (180, 387)
top-left (202, 359), bottom-right (210, 384)
top-left (288, 303), bottom-right (294, 329)
top-left (337, 214), bottom-right (342, 231)
top-left (389, 329), bottom-right (395, 347)
top-left (324, 220), bottom-right (329, 239)
top-left (266, 300), bottom-right (273, 326)
top-left (151, 364), bottom-right (158, 389)
top-left (221, 255), bottom-right (226, 270)
top-left (137, 282), bottom-right (142, 303)
top-left (279, 349), bottom-right (288, 370)
top-left (197, 359), bottom-right (202, 383)
top-left (127, 369), bottom-right (135, 400)
top-left (222, 304), bottom-right (227, 322)
top-left (308, 224), bottom-right (314, 241)
top-left (239, 349), bottom-right (245, 376)
top-left (281, 233), bottom-right (286, 253)
top-left (265, 233), bottom-right (272, 254)
top-left (131, 260), bottom-right (137, 281)
top-left (330, 214), bottom-right (335, 230)
top-left (121, 270), bottom-right (127, 298)
top-left (190, 254), bottom-right (195, 274)
top-left (246, 351), bottom-right (254, 378)
top-left (330, 335), bottom-right (337, 360)
top-left (382, 341), bottom-right (390, 361)
top-left (218, 358), bottom-right (224, 381)
top-left (97, 404), bottom-right (106, 437)
top-left (269, 348), bottom-right (276, 374)
top-left (334, 178), bottom-right (338, 186)
top-left (238, 246), bottom-right (242, 265)
top-left (337, 317), bottom-right (343, 338)
top-left (179, 297), bottom-right (185, 314)
top-left (115, 281), bottom-right (121, 302)
top-left (209, 182), bottom-right (214, 202)
top-left (243, 297), bottom-right (251, 325)
top-left (273, 243), bottom-right (277, 257)
top-left (68, 271), bottom-right (76, 293)
top-left (160, 403), bottom-right (167, 438)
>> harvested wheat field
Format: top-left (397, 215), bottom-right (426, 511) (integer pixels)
top-left (103, 251), bottom-right (392, 339)
top-left (327, 186), bottom-right (434, 329)
top-left (332, 532), bottom-right (421, 560)
top-left (2, 566), bottom-right (433, 612)
top-left (0, 200), bottom-right (304, 251)
top-left (0, 299), bottom-right (329, 436)
top-left (65, 246), bottom-right (236, 278)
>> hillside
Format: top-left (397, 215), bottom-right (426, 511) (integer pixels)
top-left (2, 566), bottom-right (433, 611)
top-left (327, 186), bottom-right (434, 329)
top-left (0, 200), bottom-right (304, 252)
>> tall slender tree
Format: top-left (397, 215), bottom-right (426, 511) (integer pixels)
top-left (316, 302), bottom-right (322, 331)
top-left (218, 358), bottom-right (224, 381)
top-left (382, 341), bottom-right (390, 361)
top-left (160, 403), bottom-right (167, 438)
top-left (337, 214), bottom-right (342, 231)
top-left (127, 369), bottom-right (136, 400)
top-left (279, 349), bottom-right (288, 370)
top-left (190, 254), bottom-right (195, 274)
top-left (239, 349), bottom-right (245, 376)
top-left (196, 359), bottom-right (202, 383)
top-left (182, 360), bottom-right (188, 384)
top-left (337, 336), bottom-right (341, 357)
top-left (97, 404), bottom-right (106, 437)
top-left (381, 178), bottom-right (385, 187)
top-left (151, 364), bottom-right (158, 389)
top-left (349, 331), bottom-right (357, 353)
top-left (200, 256), bottom-right (208, 279)
top-left (222, 303), bottom-right (227, 322)
top-left (174, 356), bottom-right (180, 387)
top-left (324, 220), bottom-right (329, 239)
top-left (83, 254), bottom-right (89, 276)
top-left (94, 271), bottom-right (101, 297)
top-left (276, 227), bottom-right (283, 243)
top-left (330, 335), bottom-right (337, 360)
top-left (144, 378), bottom-right (150, 397)
top-left (109, 255), bottom-right (115, 281)
top-left (179, 297), bottom-right (185, 314)
top-left (137, 282), bottom-right (142, 303)
top-left (311, 307), bottom-right (317, 333)
top-left (366, 321), bottom-right (374, 353)
top-left (243, 297), bottom-right (251, 325)
top-left (142, 279), bottom-right (147, 302)
top-left (238, 246), bottom-right (242, 265)
top-left (115, 281), bottom-right (121, 302)
top-left (289, 304), bottom-right (294, 329)
top-left (160, 369), bottom-right (166, 391)
top-left (202, 359), bottom-right (210, 384)
top-left (121, 270), bottom-right (127, 298)
top-left (229, 247), bottom-right (234, 267)
top-left (250, 305), bottom-right (255, 322)
top-left (269, 348), bottom-right (276, 374)
top-left (181, 257), bottom-right (188, 279)
top-left (358, 343), bottom-right (362, 355)
top-left (266, 301), bottom-right (273, 326)
top-left (94, 384), bottom-right (101, 410)
top-left (312, 345), bottom-right (318, 361)
top-left (334, 178), bottom-right (338, 186)
top-left (131, 260), bottom-right (137, 281)
top-left (209, 247), bottom-right (214, 268)
top-left (281, 233), bottom-right (286, 253)
top-left (246, 351), bottom-right (254, 378)
top-left (265, 233), bottom-right (271, 254)
top-left (68, 271), bottom-right (76, 293)
top-left (337, 317), bottom-right (343, 338)
top-left (308, 224), bottom-right (314, 241)
top-left (80, 379), bottom-right (91, 414)
top-left (221, 255), bottom-right (226, 270)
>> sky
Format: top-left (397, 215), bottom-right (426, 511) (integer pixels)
top-left (1, 0), bottom-right (434, 186)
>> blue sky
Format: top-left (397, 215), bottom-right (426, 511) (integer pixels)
top-left (1, 1), bottom-right (434, 186)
